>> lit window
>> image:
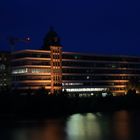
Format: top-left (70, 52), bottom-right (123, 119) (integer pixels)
top-left (12, 68), bottom-right (28, 74)
top-left (66, 88), bottom-right (107, 92)
top-left (63, 83), bottom-right (83, 86)
top-left (0, 64), bottom-right (5, 70)
top-left (87, 76), bottom-right (90, 79)
top-left (102, 93), bottom-right (107, 97)
top-left (12, 68), bottom-right (51, 74)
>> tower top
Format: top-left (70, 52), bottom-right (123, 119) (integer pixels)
top-left (42, 27), bottom-right (61, 50)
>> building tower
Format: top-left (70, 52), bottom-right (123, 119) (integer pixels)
top-left (43, 27), bottom-right (62, 94)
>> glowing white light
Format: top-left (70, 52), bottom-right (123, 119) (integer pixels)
top-left (63, 83), bottom-right (83, 86)
top-left (87, 76), bottom-right (90, 79)
top-left (66, 88), bottom-right (107, 92)
top-left (12, 68), bottom-right (28, 74)
top-left (12, 68), bottom-right (51, 74)
top-left (62, 88), bottom-right (65, 91)
top-left (102, 93), bottom-right (107, 97)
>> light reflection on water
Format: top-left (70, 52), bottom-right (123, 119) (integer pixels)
top-left (0, 110), bottom-right (140, 140)
top-left (112, 111), bottom-right (131, 140)
top-left (66, 113), bottom-right (101, 140)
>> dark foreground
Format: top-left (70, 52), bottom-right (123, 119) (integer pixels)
top-left (0, 94), bottom-right (140, 119)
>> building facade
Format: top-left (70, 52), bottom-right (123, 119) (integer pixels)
top-left (0, 51), bottom-right (11, 91)
top-left (62, 52), bottom-right (140, 96)
top-left (11, 29), bottom-right (140, 96)
top-left (12, 49), bottom-right (140, 96)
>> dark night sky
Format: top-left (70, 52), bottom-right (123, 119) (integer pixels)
top-left (1, 0), bottom-right (140, 56)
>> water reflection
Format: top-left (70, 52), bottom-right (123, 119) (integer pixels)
top-left (0, 119), bottom-right (66, 140)
top-left (0, 111), bottom-right (140, 140)
top-left (66, 113), bottom-right (101, 140)
top-left (112, 111), bottom-right (131, 140)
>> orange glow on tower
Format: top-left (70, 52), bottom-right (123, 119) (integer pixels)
top-left (50, 46), bottom-right (62, 94)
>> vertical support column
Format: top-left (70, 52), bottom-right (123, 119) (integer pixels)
top-left (50, 48), bottom-right (54, 94)
top-left (50, 46), bottom-right (62, 94)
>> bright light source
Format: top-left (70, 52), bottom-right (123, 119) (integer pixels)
top-left (66, 88), bottom-right (107, 92)
top-left (87, 76), bottom-right (90, 79)
top-left (24, 37), bottom-right (31, 42)
top-left (26, 37), bottom-right (30, 41)
top-left (102, 93), bottom-right (107, 97)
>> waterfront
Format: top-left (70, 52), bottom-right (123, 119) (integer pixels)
top-left (1, 110), bottom-right (140, 140)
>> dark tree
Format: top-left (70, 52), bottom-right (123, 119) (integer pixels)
top-left (42, 27), bottom-right (61, 50)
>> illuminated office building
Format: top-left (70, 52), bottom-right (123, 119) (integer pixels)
top-left (11, 29), bottom-right (140, 96)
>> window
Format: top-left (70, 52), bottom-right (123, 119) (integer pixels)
top-left (0, 64), bottom-right (6, 70)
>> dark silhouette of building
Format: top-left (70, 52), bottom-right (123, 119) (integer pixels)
top-left (0, 51), bottom-right (11, 91)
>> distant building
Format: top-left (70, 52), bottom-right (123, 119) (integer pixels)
top-left (0, 51), bottom-right (11, 91)
top-left (11, 28), bottom-right (140, 96)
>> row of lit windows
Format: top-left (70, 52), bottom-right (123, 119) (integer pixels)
top-left (62, 83), bottom-right (83, 86)
top-left (62, 82), bottom-right (127, 86)
top-left (12, 68), bottom-right (51, 74)
top-left (0, 83), bottom-right (7, 86)
top-left (65, 88), bottom-right (107, 92)
top-left (52, 49), bottom-right (61, 53)
top-left (53, 75), bottom-right (61, 81)
top-left (0, 78), bottom-right (7, 81)
top-left (64, 87), bottom-right (126, 92)
top-left (52, 62), bottom-right (61, 66)
top-left (52, 55), bottom-right (60, 59)
top-left (53, 83), bottom-right (61, 86)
